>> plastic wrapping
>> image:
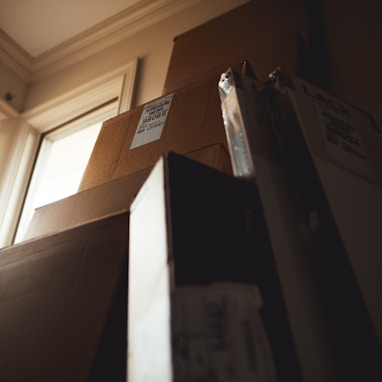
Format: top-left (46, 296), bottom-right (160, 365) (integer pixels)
top-left (218, 63), bottom-right (264, 181)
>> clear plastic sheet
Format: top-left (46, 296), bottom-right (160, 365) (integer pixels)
top-left (218, 62), bottom-right (264, 181)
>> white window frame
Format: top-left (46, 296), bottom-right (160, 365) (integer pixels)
top-left (0, 59), bottom-right (138, 247)
top-left (14, 102), bottom-right (117, 243)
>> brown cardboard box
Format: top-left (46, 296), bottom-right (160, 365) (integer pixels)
top-left (26, 142), bottom-right (232, 240)
top-left (0, 211), bottom-right (129, 382)
top-left (24, 166), bottom-right (152, 240)
top-left (185, 143), bottom-right (232, 175)
top-left (163, 0), bottom-right (310, 93)
top-left (79, 74), bottom-right (234, 191)
top-left (164, 32), bottom-right (311, 95)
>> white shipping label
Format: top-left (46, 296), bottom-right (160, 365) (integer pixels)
top-left (130, 93), bottom-right (174, 149)
top-left (171, 283), bottom-right (277, 382)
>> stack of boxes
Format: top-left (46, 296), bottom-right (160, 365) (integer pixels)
top-left (1, 1), bottom-right (381, 381)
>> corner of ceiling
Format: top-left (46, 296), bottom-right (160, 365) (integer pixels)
top-left (0, 0), bottom-right (201, 85)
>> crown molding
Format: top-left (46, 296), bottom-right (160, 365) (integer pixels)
top-left (0, 0), bottom-right (201, 84)
top-left (0, 30), bottom-right (33, 82)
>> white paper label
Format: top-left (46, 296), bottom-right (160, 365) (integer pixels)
top-left (171, 284), bottom-right (277, 382)
top-left (130, 93), bottom-right (174, 149)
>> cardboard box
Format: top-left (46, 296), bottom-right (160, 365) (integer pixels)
top-left (164, 32), bottom-right (311, 95)
top-left (24, 166), bottom-right (152, 240)
top-left (79, 73), bottom-right (234, 191)
top-left (0, 211), bottom-right (129, 382)
top-left (128, 152), bottom-right (302, 382)
top-left (185, 142), bottom-right (232, 175)
top-left (27, 142), bottom-right (232, 241)
top-left (163, 0), bottom-right (310, 93)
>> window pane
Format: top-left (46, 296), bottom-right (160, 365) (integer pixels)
top-left (34, 122), bottom-right (101, 207)
top-left (14, 103), bottom-right (116, 244)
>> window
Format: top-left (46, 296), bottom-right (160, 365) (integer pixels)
top-left (0, 60), bottom-right (137, 247)
top-left (14, 102), bottom-right (117, 242)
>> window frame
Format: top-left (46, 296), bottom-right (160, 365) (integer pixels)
top-left (14, 101), bottom-right (118, 243)
top-left (0, 59), bottom-right (137, 247)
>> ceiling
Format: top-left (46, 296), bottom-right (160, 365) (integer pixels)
top-left (0, 0), bottom-right (143, 57)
